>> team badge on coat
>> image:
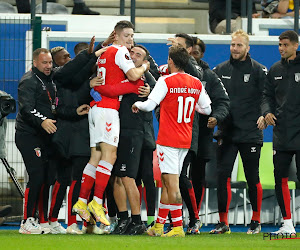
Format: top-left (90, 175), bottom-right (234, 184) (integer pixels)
top-left (244, 74), bottom-right (250, 83)
top-left (34, 147), bottom-right (41, 157)
top-left (295, 73), bottom-right (300, 82)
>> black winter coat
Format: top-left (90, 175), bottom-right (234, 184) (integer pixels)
top-left (213, 55), bottom-right (267, 144)
top-left (262, 52), bottom-right (300, 151)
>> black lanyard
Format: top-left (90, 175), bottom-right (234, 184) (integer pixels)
top-left (35, 73), bottom-right (57, 114)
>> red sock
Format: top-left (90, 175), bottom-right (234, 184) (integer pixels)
top-left (219, 212), bottom-right (228, 225)
top-left (282, 178), bottom-right (291, 220)
top-left (197, 186), bottom-right (205, 213)
top-left (188, 181), bottom-right (199, 220)
top-left (94, 160), bottom-right (113, 201)
top-left (79, 163), bottom-right (96, 203)
top-left (156, 202), bottom-right (170, 224)
top-left (170, 203), bottom-right (183, 227)
top-left (252, 182), bottom-right (262, 223)
top-left (23, 188), bottom-right (29, 220)
top-left (49, 181), bottom-right (60, 222)
top-left (68, 180), bottom-right (77, 226)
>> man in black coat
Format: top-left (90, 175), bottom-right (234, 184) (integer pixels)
top-left (262, 30), bottom-right (299, 235)
top-left (210, 30), bottom-right (267, 234)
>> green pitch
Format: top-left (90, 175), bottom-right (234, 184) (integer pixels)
top-left (0, 231), bottom-right (299, 250)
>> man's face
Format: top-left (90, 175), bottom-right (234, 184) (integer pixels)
top-left (191, 44), bottom-right (203, 63)
top-left (230, 35), bottom-right (249, 61)
top-left (54, 49), bottom-right (71, 66)
top-left (33, 52), bottom-right (53, 76)
top-left (175, 37), bottom-right (192, 54)
top-left (115, 28), bottom-right (134, 50)
top-left (130, 47), bottom-right (146, 67)
top-left (279, 38), bottom-right (298, 60)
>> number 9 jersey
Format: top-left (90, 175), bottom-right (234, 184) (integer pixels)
top-left (149, 72), bottom-right (211, 148)
top-left (92, 45), bottom-right (136, 110)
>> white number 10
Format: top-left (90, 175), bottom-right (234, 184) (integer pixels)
top-left (177, 96), bottom-right (195, 123)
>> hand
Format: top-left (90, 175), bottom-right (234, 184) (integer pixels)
top-left (41, 119), bottom-right (57, 134)
top-left (167, 37), bottom-right (178, 46)
top-left (138, 83), bottom-right (150, 97)
top-left (102, 31), bottom-right (116, 47)
top-left (95, 46), bottom-right (108, 57)
top-left (142, 61), bottom-right (150, 72)
top-left (90, 76), bottom-right (104, 88)
top-left (88, 36), bottom-right (95, 54)
top-left (257, 116), bottom-right (267, 130)
top-left (77, 104), bottom-right (90, 115)
top-left (252, 13), bottom-right (261, 18)
top-left (271, 12), bottom-right (285, 19)
top-left (132, 103), bottom-right (139, 113)
top-left (265, 113), bottom-right (277, 126)
top-left (207, 117), bottom-right (217, 129)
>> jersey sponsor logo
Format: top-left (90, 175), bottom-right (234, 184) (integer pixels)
top-left (221, 75), bottom-right (231, 79)
top-left (274, 76), bottom-right (282, 80)
top-left (295, 73), bottom-right (300, 82)
top-left (120, 164), bottom-right (126, 171)
top-left (251, 147), bottom-right (256, 153)
top-left (244, 74), bottom-right (250, 83)
top-left (34, 147), bottom-right (41, 157)
top-left (159, 152), bottom-right (164, 162)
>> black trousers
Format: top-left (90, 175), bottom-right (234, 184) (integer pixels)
top-left (273, 150), bottom-right (300, 219)
top-left (136, 149), bottom-right (156, 217)
top-left (216, 142), bottom-right (262, 213)
top-left (15, 131), bottom-right (52, 220)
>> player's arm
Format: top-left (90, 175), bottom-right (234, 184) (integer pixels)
top-left (132, 77), bottom-right (167, 113)
top-left (126, 62), bottom-right (150, 81)
top-left (195, 87), bottom-right (212, 115)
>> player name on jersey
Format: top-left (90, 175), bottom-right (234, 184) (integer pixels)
top-left (169, 87), bottom-right (201, 95)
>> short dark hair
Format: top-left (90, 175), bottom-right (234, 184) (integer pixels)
top-left (192, 36), bottom-right (206, 54)
top-left (133, 44), bottom-right (150, 60)
top-left (114, 20), bottom-right (135, 33)
top-left (74, 42), bottom-right (89, 55)
top-left (33, 48), bottom-right (50, 60)
top-left (169, 45), bottom-right (189, 71)
top-left (175, 33), bottom-right (193, 48)
top-left (279, 30), bottom-right (299, 43)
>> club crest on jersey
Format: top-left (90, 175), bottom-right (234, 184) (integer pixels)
top-left (98, 59), bottom-right (106, 64)
top-left (295, 73), bottom-right (300, 82)
top-left (244, 74), bottom-right (250, 83)
top-left (34, 147), bottom-right (41, 157)
top-left (125, 53), bottom-right (131, 60)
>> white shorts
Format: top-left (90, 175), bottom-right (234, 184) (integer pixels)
top-left (156, 144), bottom-right (189, 175)
top-left (89, 106), bottom-right (120, 148)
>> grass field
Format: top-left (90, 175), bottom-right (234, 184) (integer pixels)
top-left (0, 231), bottom-right (299, 250)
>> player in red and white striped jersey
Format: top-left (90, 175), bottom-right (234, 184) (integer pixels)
top-left (132, 45), bottom-right (211, 237)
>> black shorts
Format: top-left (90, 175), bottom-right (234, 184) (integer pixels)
top-left (113, 134), bottom-right (143, 179)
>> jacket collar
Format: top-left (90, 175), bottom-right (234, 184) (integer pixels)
top-left (281, 51), bottom-right (300, 65)
top-left (32, 67), bottom-right (53, 81)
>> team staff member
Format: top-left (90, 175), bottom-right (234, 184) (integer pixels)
top-left (16, 46), bottom-right (106, 235)
top-left (180, 37), bottom-right (230, 234)
top-left (133, 45), bottom-right (212, 238)
top-left (210, 30), bottom-right (267, 235)
top-left (112, 45), bottom-right (156, 235)
top-left (262, 30), bottom-right (299, 235)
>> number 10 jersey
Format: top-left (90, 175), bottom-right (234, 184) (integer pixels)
top-left (149, 72), bottom-right (211, 148)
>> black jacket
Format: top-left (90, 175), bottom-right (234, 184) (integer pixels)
top-left (213, 54), bottom-right (267, 144)
top-left (119, 71), bottom-right (156, 150)
top-left (196, 60), bottom-right (230, 159)
top-left (262, 52), bottom-right (300, 151)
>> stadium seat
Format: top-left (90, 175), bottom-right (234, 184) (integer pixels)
top-left (0, 2), bottom-right (17, 13)
top-left (36, 3), bottom-right (68, 14)
top-left (239, 142), bottom-right (297, 226)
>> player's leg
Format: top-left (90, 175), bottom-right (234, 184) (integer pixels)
top-left (239, 143), bottom-right (262, 234)
top-left (272, 150), bottom-right (296, 235)
top-left (210, 141), bottom-right (237, 234)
